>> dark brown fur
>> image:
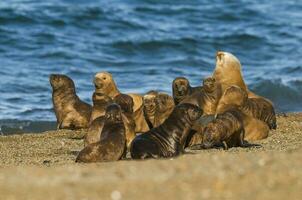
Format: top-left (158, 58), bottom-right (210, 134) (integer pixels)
top-left (76, 104), bottom-right (126, 163)
top-left (49, 74), bottom-right (92, 129)
top-left (172, 77), bottom-right (202, 105)
top-left (202, 108), bottom-right (246, 150)
top-left (130, 103), bottom-right (202, 159)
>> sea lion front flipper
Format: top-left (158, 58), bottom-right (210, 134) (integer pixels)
top-left (239, 131), bottom-right (262, 148)
top-left (222, 141), bottom-right (229, 150)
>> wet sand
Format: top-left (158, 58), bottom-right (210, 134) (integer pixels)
top-left (0, 113), bottom-right (301, 200)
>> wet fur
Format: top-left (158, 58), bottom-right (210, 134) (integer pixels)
top-left (130, 103), bottom-right (202, 159)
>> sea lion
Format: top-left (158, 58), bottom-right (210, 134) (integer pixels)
top-left (114, 93), bottom-right (136, 148)
top-left (90, 92), bottom-right (113, 123)
top-left (216, 86), bottom-right (270, 141)
top-left (76, 104), bottom-right (126, 163)
top-left (143, 90), bottom-right (158, 129)
top-left (202, 107), bottom-right (248, 150)
top-left (143, 91), bottom-right (174, 128)
top-left (213, 51), bottom-right (259, 98)
top-left (172, 77), bottom-right (202, 105)
top-left (94, 72), bottom-right (149, 133)
top-left (181, 76), bottom-right (222, 115)
top-left (130, 103), bottom-right (202, 159)
top-left (154, 93), bottom-right (175, 127)
top-left (49, 74), bottom-right (92, 129)
top-left (84, 116), bottom-right (106, 146)
top-left (216, 85), bottom-right (276, 129)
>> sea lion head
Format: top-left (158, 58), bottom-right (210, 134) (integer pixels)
top-left (114, 93), bottom-right (134, 114)
top-left (105, 103), bottom-right (123, 123)
top-left (49, 74), bottom-right (75, 91)
top-left (94, 72), bottom-right (119, 97)
top-left (213, 51), bottom-right (247, 92)
top-left (203, 76), bottom-right (216, 93)
top-left (176, 103), bottom-right (202, 122)
top-left (143, 91), bottom-right (158, 115)
top-left (202, 122), bottom-right (220, 148)
top-left (216, 51), bottom-right (241, 70)
top-left (216, 85), bottom-right (247, 114)
top-left (156, 93), bottom-right (175, 113)
top-left (92, 92), bottom-right (113, 106)
top-left (172, 77), bottom-right (191, 101)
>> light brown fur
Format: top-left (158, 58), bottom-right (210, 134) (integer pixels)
top-left (49, 74), bottom-right (92, 130)
top-left (94, 72), bottom-right (149, 133)
top-left (216, 86), bottom-right (272, 141)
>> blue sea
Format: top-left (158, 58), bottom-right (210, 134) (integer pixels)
top-left (0, 0), bottom-right (301, 134)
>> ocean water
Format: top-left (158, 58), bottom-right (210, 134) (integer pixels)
top-left (0, 0), bottom-right (301, 134)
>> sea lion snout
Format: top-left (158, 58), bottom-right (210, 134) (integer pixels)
top-left (216, 51), bottom-right (224, 63)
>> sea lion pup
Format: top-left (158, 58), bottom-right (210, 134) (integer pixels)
top-left (216, 86), bottom-right (270, 141)
top-left (172, 77), bottom-right (202, 105)
top-left (76, 104), bottom-right (126, 163)
top-left (113, 93), bottom-right (136, 148)
top-left (202, 107), bottom-right (250, 150)
top-left (216, 85), bottom-right (277, 130)
top-left (89, 92), bottom-right (113, 123)
top-left (213, 51), bottom-right (259, 98)
top-left (154, 93), bottom-right (175, 127)
top-left (85, 116), bottom-right (106, 146)
top-left (94, 72), bottom-right (149, 132)
top-left (181, 76), bottom-right (222, 115)
top-left (143, 90), bottom-right (158, 129)
top-left (130, 103), bottom-right (202, 159)
top-left (49, 74), bottom-right (92, 129)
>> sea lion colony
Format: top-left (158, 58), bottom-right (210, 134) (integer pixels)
top-left (49, 51), bottom-right (277, 163)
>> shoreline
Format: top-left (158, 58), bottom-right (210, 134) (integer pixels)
top-left (0, 113), bottom-right (301, 199)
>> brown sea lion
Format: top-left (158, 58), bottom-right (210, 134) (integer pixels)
top-left (49, 74), bottom-right (92, 129)
top-left (181, 76), bottom-right (222, 115)
top-left (84, 116), bottom-right (106, 146)
top-left (172, 77), bottom-right (202, 105)
top-left (94, 72), bottom-right (149, 132)
top-left (90, 92), bottom-right (113, 123)
top-left (213, 51), bottom-right (259, 98)
top-left (216, 86), bottom-right (270, 141)
top-left (114, 94), bottom-right (136, 148)
top-left (143, 90), bottom-right (158, 129)
top-left (76, 104), bottom-right (126, 163)
top-left (216, 85), bottom-right (276, 129)
top-left (202, 107), bottom-right (248, 150)
top-left (130, 103), bottom-right (202, 159)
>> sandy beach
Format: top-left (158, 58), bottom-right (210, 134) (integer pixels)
top-left (0, 113), bottom-right (301, 200)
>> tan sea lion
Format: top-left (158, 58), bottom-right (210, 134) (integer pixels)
top-left (94, 72), bottom-right (149, 132)
top-left (216, 86), bottom-right (270, 141)
top-left (49, 74), bottom-right (92, 129)
top-left (143, 90), bottom-right (158, 129)
top-left (172, 77), bottom-right (202, 105)
top-left (181, 76), bottom-right (222, 115)
top-left (213, 51), bottom-right (259, 98)
top-left (76, 104), bottom-right (126, 163)
top-left (128, 93), bottom-right (149, 132)
top-left (154, 93), bottom-right (175, 127)
top-left (90, 92), bottom-right (113, 123)
top-left (130, 103), bottom-right (202, 159)
top-left (113, 93), bottom-right (136, 148)
top-left (216, 85), bottom-right (276, 129)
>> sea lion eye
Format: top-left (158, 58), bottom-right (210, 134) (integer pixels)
top-left (103, 77), bottom-right (106, 80)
